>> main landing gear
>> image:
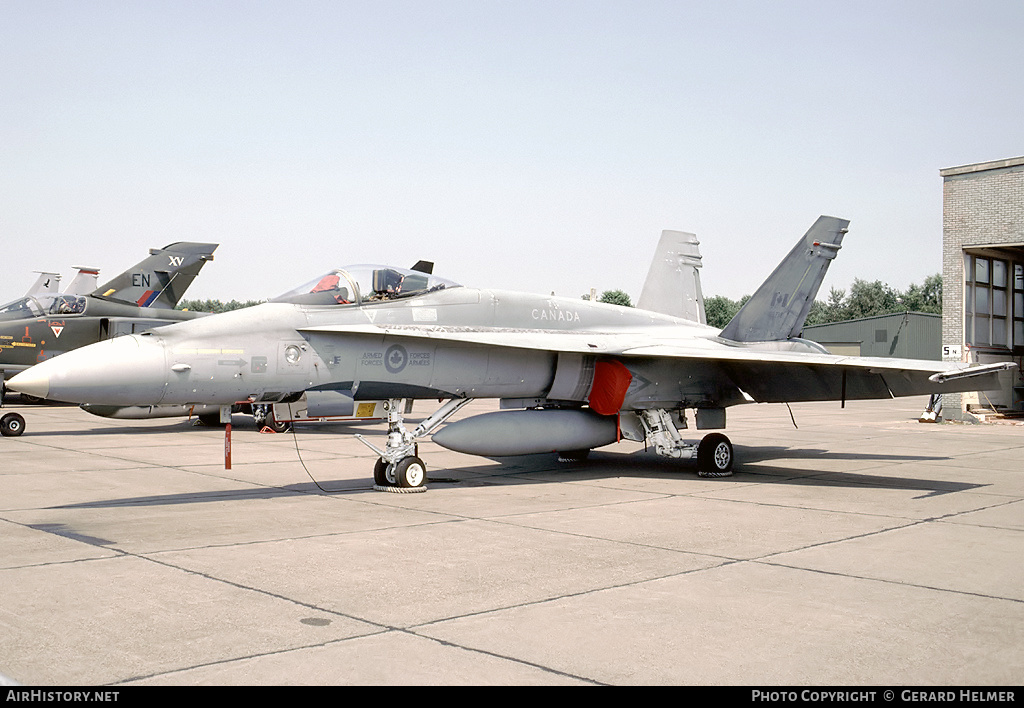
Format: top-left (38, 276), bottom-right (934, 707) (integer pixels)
top-left (696, 432), bottom-right (734, 478)
top-left (638, 409), bottom-right (734, 477)
top-left (357, 397), bottom-right (473, 493)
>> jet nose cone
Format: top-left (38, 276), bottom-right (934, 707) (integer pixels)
top-left (8, 334), bottom-right (168, 405)
top-left (7, 368), bottom-right (50, 399)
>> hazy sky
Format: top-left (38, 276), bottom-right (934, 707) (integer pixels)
top-left (2, 0), bottom-right (1022, 306)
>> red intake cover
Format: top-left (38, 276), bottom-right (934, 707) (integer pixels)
top-left (588, 359), bottom-right (632, 416)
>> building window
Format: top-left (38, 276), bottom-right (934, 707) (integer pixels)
top-left (966, 254), bottom-right (1012, 349)
top-left (1015, 263), bottom-right (1024, 348)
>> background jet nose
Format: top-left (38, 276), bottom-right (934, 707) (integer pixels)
top-left (8, 334), bottom-right (168, 405)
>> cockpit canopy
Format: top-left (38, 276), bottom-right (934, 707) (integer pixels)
top-left (0, 294), bottom-right (88, 321)
top-left (270, 265), bottom-right (459, 306)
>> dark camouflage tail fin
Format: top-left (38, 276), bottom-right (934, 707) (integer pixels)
top-left (92, 242), bottom-right (218, 309)
top-left (719, 216), bottom-right (848, 342)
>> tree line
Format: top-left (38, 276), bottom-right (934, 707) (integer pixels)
top-left (582, 289), bottom-right (633, 307)
top-left (704, 274), bottom-right (942, 329)
top-left (581, 275), bottom-right (943, 331)
top-left (176, 298), bottom-right (264, 313)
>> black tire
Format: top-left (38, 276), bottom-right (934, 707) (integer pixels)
top-left (697, 433), bottom-right (733, 477)
top-left (268, 412), bottom-right (291, 433)
top-left (1, 412), bottom-right (26, 437)
top-left (393, 456), bottom-right (427, 489)
top-left (373, 458), bottom-right (390, 486)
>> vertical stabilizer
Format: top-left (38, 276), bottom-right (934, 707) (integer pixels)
top-left (719, 216), bottom-right (848, 342)
top-left (64, 267), bottom-right (101, 295)
top-left (92, 242), bottom-right (218, 309)
top-left (24, 272), bottom-right (61, 297)
top-left (636, 230), bottom-right (706, 324)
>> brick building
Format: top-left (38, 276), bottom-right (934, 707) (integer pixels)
top-left (940, 155), bottom-right (1024, 418)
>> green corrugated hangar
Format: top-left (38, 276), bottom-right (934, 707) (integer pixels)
top-left (802, 312), bottom-right (941, 360)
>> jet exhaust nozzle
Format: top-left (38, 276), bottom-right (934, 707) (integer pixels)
top-left (431, 408), bottom-right (619, 457)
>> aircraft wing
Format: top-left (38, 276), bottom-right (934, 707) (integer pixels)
top-left (300, 323), bottom-right (1014, 402)
top-left (302, 323), bottom-right (663, 355)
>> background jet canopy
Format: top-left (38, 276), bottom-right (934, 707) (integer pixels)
top-left (271, 265), bottom-right (460, 306)
top-left (0, 294), bottom-right (88, 320)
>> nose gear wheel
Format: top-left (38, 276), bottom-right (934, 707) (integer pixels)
top-left (359, 397), bottom-right (472, 493)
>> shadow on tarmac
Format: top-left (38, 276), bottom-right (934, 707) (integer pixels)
top-left (48, 444), bottom-right (983, 512)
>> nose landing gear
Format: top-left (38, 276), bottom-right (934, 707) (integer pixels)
top-left (358, 397), bottom-right (472, 493)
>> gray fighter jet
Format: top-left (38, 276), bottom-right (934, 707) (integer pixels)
top-left (0, 242), bottom-right (217, 405)
top-left (72, 263), bottom-right (438, 431)
top-left (7, 217), bottom-right (1013, 489)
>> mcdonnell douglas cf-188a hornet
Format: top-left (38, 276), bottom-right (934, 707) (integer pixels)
top-left (8, 217), bottom-right (1013, 489)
